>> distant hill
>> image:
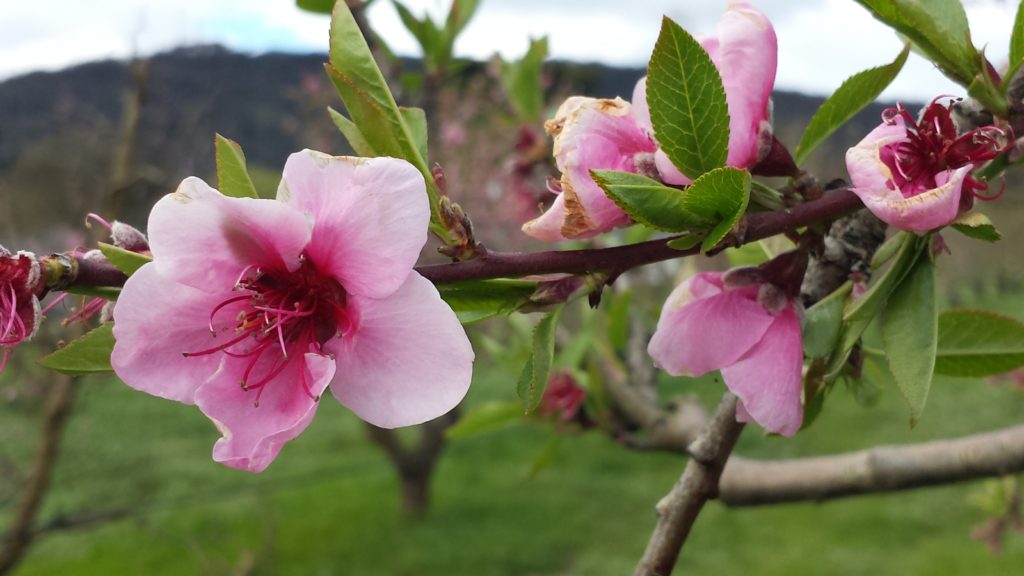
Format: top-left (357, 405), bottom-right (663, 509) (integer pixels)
top-left (0, 45), bottom-right (898, 246)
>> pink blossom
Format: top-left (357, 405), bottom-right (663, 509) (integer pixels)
top-left (538, 371), bottom-right (586, 422)
top-left (0, 247), bottom-right (42, 375)
top-left (650, 2), bottom-right (777, 185)
top-left (647, 271), bottom-right (803, 436)
top-left (111, 150), bottom-right (474, 472)
top-left (846, 100), bottom-right (1006, 232)
top-left (522, 93), bottom-right (656, 241)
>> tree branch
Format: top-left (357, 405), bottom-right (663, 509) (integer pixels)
top-left (58, 189), bottom-right (863, 291)
top-left (719, 424), bottom-right (1024, 506)
top-left (634, 393), bottom-right (745, 576)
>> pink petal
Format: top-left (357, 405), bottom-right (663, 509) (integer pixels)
top-left (327, 272), bottom-right (473, 428)
top-left (631, 76), bottom-right (653, 136)
top-left (648, 273), bottom-right (774, 377)
top-left (195, 352), bottom-right (336, 472)
top-left (111, 264), bottom-right (247, 404)
top-left (522, 193), bottom-right (569, 242)
top-left (147, 177), bottom-right (310, 292)
top-left (715, 2), bottom-right (777, 168)
top-left (655, 149), bottom-right (693, 185)
top-left (720, 304), bottom-right (803, 436)
top-left (279, 150), bottom-right (428, 299)
top-left (847, 120), bottom-right (968, 231)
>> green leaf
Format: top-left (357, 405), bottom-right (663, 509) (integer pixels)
top-left (871, 231), bottom-right (909, 269)
top-left (446, 402), bottom-right (523, 439)
top-left (646, 16), bottom-right (729, 179)
top-left (853, 0), bottom-right (978, 86)
top-left (97, 242), bottom-right (151, 277)
top-left (606, 291), bottom-right (632, 353)
top-left (666, 234), bottom-right (703, 251)
top-left (951, 212), bottom-right (1001, 242)
top-left (881, 253), bottom-right (937, 425)
top-left (846, 233), bottom-right (925, 323)
top-left (400, 106), bottom-right (428, 161)
top-left (680, 167), bottom-right (751, 252)
top-left (437, 279), bottom-right (537, 324)
top-left (803, 283), bottom-right (851, 359)
top-left (935, 309), bottom-right (1024, 377)
top-left (393, 1), bottom-right (443, 65)
top-left (445, 0), bottom-right (481, 40)
top-left (726, 241), bottom-right (772, 268)
top-left (38, 323), bottom-right (115, 375)
top-left (327, 3), bottom-right (445, 237)
top-left (795, 44), bottom-right (910, 165)
top-left (590, 170), bottom-right (710, 232)
top-left (1011, 1), bottom-right (1024, 72)
top-left (328, 107), bottom-right (376, 156)
top-left (500, 37), bottom-right (548, 122)
top-left (517, 305), bottom-right (564, 413)
top-left (296, 0), bottom-right (336, 14)
top-left (214, 134), bottom-right (259, 199)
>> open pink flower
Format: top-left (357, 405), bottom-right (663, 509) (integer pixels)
top-left (111, 150), bottom-right (474, 472)
top-left (846, 100), bottom-right (1007, 232)
top-left (522, 91), bottom-right (656, 241)
top-left (0, 247), bottom-right (42, 374)
top-left (650, 2), bottom-right (777, 185)
top-left (647, 271), bottom-right (803, 435)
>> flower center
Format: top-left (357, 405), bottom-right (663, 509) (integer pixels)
top-left (879, 100), bottom-right (1007, 202)
top-left (184, 255), bottom-right (349, 405)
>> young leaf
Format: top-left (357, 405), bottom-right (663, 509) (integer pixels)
top-left (881, 253), bottom-right (937, 425)
top-left (328, 3), bottom-right (445, 236)
top-left (951, 212), bottom-right (1001, 242)
top-left (446, 401), bottom-right (523, 439)
top-left (517, 305), bottom-right (564, 413)
top-left (399, 106), bottom-right (428, 162)
top-left (296, 0), bottom-right (336, 14)
top-left (935, 309), bottom-right (1024, 377)
top-left (726, 241), bottom-right (772, 268)
top-left (795, 44), bottom-right (910, 165)
top-left (438, 279), bottom-right (537, 324)
top-left (97, 242), bottom-right (152, 277)
top-left (590, 170), bottom-right (710, 232)
top-left (445, 0), bottom-right (481, 40)
top-left (803, 282), bottom-right (851, 359)
top-left (871, 231), bottom-right (909, 269)
top-left (214, 134), bottom-right (259, 199)
top-left (846, 233), bottom-right (925, 323)
top-left (38, 323), bottom-right (115, 375)
top-left (500, 37), bottom-right (548, 122)
top-left (853, 0), bottom-right (978, 86)
top-left (328, 107), bottom-right (376, 156)
top-left (646, 16), bottom-right (729, 179)
top-left (679, 167), bottom-right (751, 252)
top-left (1011, 1), bottom-right (1024, 71)
top-left (666, 234), bottom-right (703, 251)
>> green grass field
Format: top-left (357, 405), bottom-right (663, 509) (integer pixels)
top-left (2, 291), bottom-right (1023, 575)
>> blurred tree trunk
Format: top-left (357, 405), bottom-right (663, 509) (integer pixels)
top-left (0, 376), bottom-right (76, 575)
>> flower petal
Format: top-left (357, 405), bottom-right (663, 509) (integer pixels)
top-left (648, 273), bottom-right (774, 377)
top-left (327, 272), bottom-right (474, 428)
top-left (195, 352), bottom-right (336, 473)
top-left (715, 2), bottom-right (777, 168)
top-left (720, 304), bottom-right (803, 436)
top-left (111, 264), bottom-right (247, 404)
top-left (147, 177), bottom-right (311, 292)
top-left (522, 193), bottom-right (569, 242)
top-left (631, 76), bottom-right (653, 136)
top-left (279, 150), bottom-right (428, 299)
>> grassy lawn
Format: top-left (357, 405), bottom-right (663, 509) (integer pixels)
top-left (1, 289), bottom-right (1022, 575)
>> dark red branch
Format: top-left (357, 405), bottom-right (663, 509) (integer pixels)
top-left (63, 189), bottom-right (862, 290)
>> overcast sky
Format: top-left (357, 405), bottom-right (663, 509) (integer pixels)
top-left (0, 0), bottom-right (1018, 101)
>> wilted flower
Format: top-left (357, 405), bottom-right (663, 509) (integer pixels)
top-left (649, 2), bottom-right (777, 185)
top-left (0, 247), bottom-right (42, 374)
top-left (522, 90), bottom-right (657, 241)
top-left (112, 150), bottom-right (475, 472)
top-left (647, 269), bottom-right (803, 436)
top-left (846, 99), bottom-right (1007, 231)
